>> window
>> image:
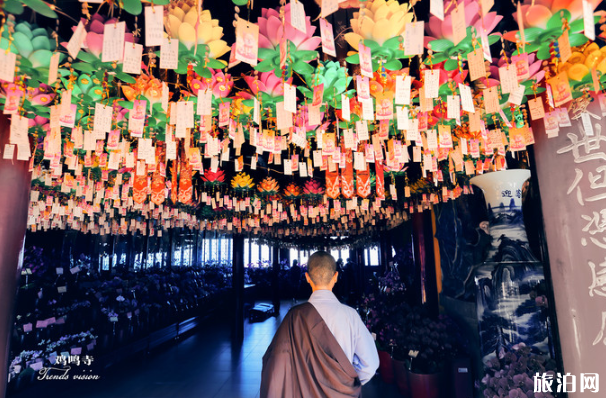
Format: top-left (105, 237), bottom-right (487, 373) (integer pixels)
top-left (172, 229), bottom-right (183, 267)
top-left (250, 240), bottom-right (259, 265)
top-left (300, 250), bottom-right (310, 266)
top-left (365, 245), bottom-right (380, 266)
top-left (200, 233), bottom-right (233, 266)
top-left (244, 238), bottom-right (251, 266)
top-left (182, 232), bottom-right (193, 267)
top-left (101, 253), bottom-right (110, 271)
top-left (289, 248), bottom-right (298, 266)
top-left (289, 248), bottom-right (309, 266)
top-left (260, 243), bottom-right (270, 263)
top-left (243, 239), bottom-right (271, 267)
top-left (330, 248), bottom-right (350, 264)
top-left (286, 248), bottom-right (354, 268)
top-left (220, 236), bottom-right (234, 265)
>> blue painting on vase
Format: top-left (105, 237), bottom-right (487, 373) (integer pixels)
top-left (483, 198), bottom-right (537, 263)
top-left (471, 170), bottom-right (553, 363)
top-left (475, 261), bottom-right (551, 363)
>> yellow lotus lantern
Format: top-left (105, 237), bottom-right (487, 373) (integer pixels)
top-left (344, 0), bottom-right (413, 51)
top-left (559, 43), bottom-right (606, 81)
top-left (231, 173), bottom-right (255, 190)
top-left (167, 2), bottom-right (230, 58)
top-left (231, 98), bottom-right (253, 118)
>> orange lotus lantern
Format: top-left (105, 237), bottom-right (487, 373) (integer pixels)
top-left (257, 177), bottom-right (280, 195)
top-left (122, 71), bottom-right (165, 106)
top-left (283, 182), bottom-right (302, 198)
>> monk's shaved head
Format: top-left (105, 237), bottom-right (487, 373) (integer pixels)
top-left (307, 251), bottom-right (337, 286)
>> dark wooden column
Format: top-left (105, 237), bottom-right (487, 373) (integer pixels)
top-left (385, 233), bottom-right (393, 265)
top-left (168, 228), bottom-right (175, 269)
top-left (412, 210), bottom-right (439, 316)
top-left (0, 114), bottom-right (32, 398)
top-left (142, 222), bottom-right (150, 269)
top-left (355, 247), bottom-right (365, 296)
top-left (232, 234), bottom-right (245, 342)
top-left (192, 229), bottom-right (199, 267)
top-left (379, 233), bottom-right (394, 275)
top-left (272, 245), bottom-right (280, 314)
top-left (279, 247), bottom-right (289, 266)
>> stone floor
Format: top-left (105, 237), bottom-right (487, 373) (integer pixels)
top-left (8, 301), bottom-right (402, 398)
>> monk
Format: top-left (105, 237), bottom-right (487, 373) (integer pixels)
top-left (261, 251), bottom-right (379, 398)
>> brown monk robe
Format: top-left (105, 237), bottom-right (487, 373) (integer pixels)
top-left (260, 302), bottom-right (362, 398)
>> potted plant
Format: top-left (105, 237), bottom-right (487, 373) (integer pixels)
top-left (361, 293), bottom-right (397, 384)
top-left (479, 343), bottom-right (557, 398)
top-left (393, 306), bottom-right (465, 398)
top-left (359, 269), bottom-right (408, 384)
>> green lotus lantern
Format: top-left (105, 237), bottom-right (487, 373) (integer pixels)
top-left (0, 21), bottom-right (65, 86)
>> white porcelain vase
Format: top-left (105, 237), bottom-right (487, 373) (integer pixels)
top-left (471, 170), bottom-right (552, 363)
top-left (470, 170), bottom-right (537, 262)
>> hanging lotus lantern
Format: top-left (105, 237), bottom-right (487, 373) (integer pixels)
top-left (255, 3), bottom-right (321, 77)
top-left (293, 106), bottom-right (328, 133)
top-left (553, 42), bottom-right (606, 92)
top-left (241, 71), bottom-right (292, 106)
top-left (408, 178), bottom-right (434, 196)
top-left (122, 68), bottom-right (165, 106)
top-left (423, 0), bottom-right (502, 67)
top-left (0, 21), bottom-right (65, 86)
top-left (303, 179), bottom-right (325, 198)
top-left (369, 68), bottom-right (402, 97)
top-left (503, 0), bottom-right (604, 59)
top-left (24, 84), bottom-right (56, 106)
top-left (188, 68), bottom-right (234, 98)
top-left (231, 172), bottom-right (255, 190)
top-left (2, 83), bottom-right (56, 124)
top-left (231, 96), bottom-right (254, 120)
top-left (486, 54), bottom-right (546, 101)
top-left (186, 67), bottom-right (234, 118)
top-left (59, 72), bottom-right (104, 110)
top-left (368, 68), bottom-right (406, 120)
top-left (283, 182), bottom-right (302, 199)
top-left (297, 61), bottom-right (354, 112)
top-left (335, 96), bottom-right (363, 122)
top-left (201, 168), bottom-right (226, 186)
top-left (57, 14), bottom-right (138, 85)
top-left (257, 177), bottom-right (280, 196)
top-left (166, 3), bottom-right (230, 73)
top-left (344, 0), bottom-right (414, 71)
top-left (167, 4), bottom-right (230, 58)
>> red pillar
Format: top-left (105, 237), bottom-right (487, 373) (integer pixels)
top-left (0, 113), bottom-right (32, 397)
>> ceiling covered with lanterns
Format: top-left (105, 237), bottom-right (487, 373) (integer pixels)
top-left (0, 0), bottom-right (604, 246)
